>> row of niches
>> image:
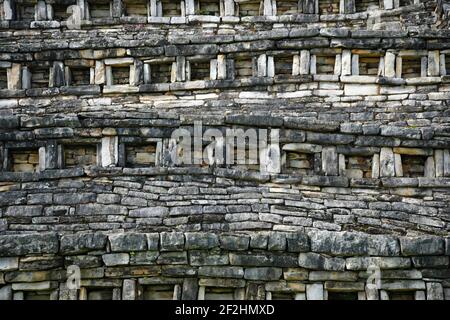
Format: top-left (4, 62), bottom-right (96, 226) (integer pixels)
top-left (1, 49), bottom-right (449, 90)
top-left (0, 0), bottom-right (421, 22)
top-left (12, 285), bottom-right (428, 301)
top-left (2, 139), bottom-right (449, 179)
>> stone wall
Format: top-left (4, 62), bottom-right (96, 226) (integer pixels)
top-left (0, 231), bottom-right (449, 300)
top-left (0, 0), bottom-right (449, 300)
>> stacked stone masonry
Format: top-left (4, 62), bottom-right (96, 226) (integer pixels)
top-left (0, 0), bottom-right (449, 300)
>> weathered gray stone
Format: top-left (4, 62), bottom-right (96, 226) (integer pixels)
top-left (298, 252), bottom-right (346, 271)
top-left (102, 253), bottom-right (130, 266)
top-left (244, 267), bottom-right (282, 281)
top-left (0, 233), bottom-right (59, 257)
top-left (160, 232), bottom-right (185, 251)
top-left (220, 235), bottom-right (250, 251)
top-left (346, 257), bottom-right (411, 270)
top-left (309, 231), bottom-right (368, 256)
top-left (400, 236), bottom-right (445, 256)
top-left (109, 233), bottom-right (148, 252)
top-left (60, 233), bottom-right (107, 254)
top-left (185, 232), bottom-right (219, 250)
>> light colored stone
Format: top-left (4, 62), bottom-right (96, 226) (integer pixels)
top-left (344, 84), bottom-right (379, 96)
top-left (0, 257), bottom-right (19, 271)
top-left (306, 283), bottom-right (324, 300)
top-left (380, 148), bottom-right (395, 177)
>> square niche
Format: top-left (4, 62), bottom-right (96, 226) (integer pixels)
top-left (143, 284), bottom-right (177, 300)
top-left (62, 144), bottom-right (98, 168)
top-left (125, 142), bottom-right (159, 168)
top-left (8, 148), bottom-right (40, 173)
top-left (198, 0), bottom-right (221, 15)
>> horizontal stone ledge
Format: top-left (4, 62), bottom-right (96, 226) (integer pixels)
top-left (381, 178), bottom-right (419, 188)
top-left (1, 230), bottom-right (446, 259)
top-left (0, 168), bottom-right (84, 182)
top-left (418, 178), bottom-right (450, 188)
top-left (0, 76), bottom-right (448, 99)
top-left (59, 85), bottom-right (102, 96)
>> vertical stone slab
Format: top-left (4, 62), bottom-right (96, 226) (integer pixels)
top-left (380, 290), bottom-right (389, 300)
top-left (378, 56), bottom-right (385, 76)
top-left (122, 279), bottom-right (136, 300)
top-left (322, 146), bottom-right (338, 176)
top-left (380, 147), bottom-right (395, 177)
top-left (263, 0), bottom-right (273, 15)
top-left (344, 0), bottom-right (355, 14)
top-left (95, 60), bottom-right (105, 85)
top-left (428, 51), bottom-right (440, 76)
top-left (182, 278), bottom-right (198, 300)
top-left (143, 63), bottom-right (151, 84)
top-left (224, 0), bottom-right (235, 16)
top-left (210, 59), bottom-right (218, 80)
top-left (3, 0), bottom-right (14, 20)
top-left (395, 56), bottom-right (402, 78)
top-left (21, 66), bottom-right (31, 89)
top-left (394, 153), bottom-right (403, 177)
top-left (77, 0), bottom-right (88, 20)
top-left (64, 66), bottom-right (71, 86)
top-left (105, 66), bottom-right (113, 86)
top-left (306, 284), bottom-right (324, 300)
top-left (101, 136), bottom-right (119, 167)
top-left (197, 286), bottom-right (205, 300)
top-left (420, 56), bottom-right (427, 77)
top-left (112, 0), bottom-right (123, 18)
top-left (176, 56), bottom-right (186, 82)
top-left (435, 149), bottom-right (444, 177)
top-left (427, 282), bottom-right (444, 300)
top-left (424, 156), bottom-right (436, 178)
top-left (300, 50), bottom-right (310, 75)
top-left (384, 0), bottom-right (394, 10)
top-left (0, 285), bottom-right (12, 300)
top-left (130, 59), bottom-right (143, 86)
top-left (150, 0), bottom-right (158, 16)
top-left (341, 50), bottom-right (352, 76)
top-left (303, 0), bottom-right (316, 14)
top-left (334, 54), bottom-right (342, 76)
top-left (7, 63), bottom-right (21, 90)
top-left (444, 149), bottom-right (450, 177)
top-left (384, 51), bottom-right (396, 77)
top-left (440, 53), bottom-right (446, 76)
top-left (260, 129), bottom-right (280, 174)
top-left (171, 62), bottom-right (177, 82)
top-left (46, 4), bottom-right (54, 20)
top-left (51, 62), bottom-right (65, 87)
top-left (79, 287), bottom-right (87, 300)
top-left (226, 59), bottom-right (235, 80)
top-left (185, 0), bottom-right (196, 15)
top-left (45, 140), bottom-right (58, 170)
top-left (217, 54), bottom-right (227, 80)
top-left (310, 54), bottom-right (317, 74)
top-left (351, 54), bottom-right (359, 75)
top-left (292, 54), bottom-right (300, 76)
top-left (36, 1), bottom-right (48, 21)
top-left (173, 284), bottom-right (182, 300)
top-left (338, 154), bottom-right (346, 176)
top-left (372, 154), bottom-right (380, 178)
top-left (257, 54), bottom-right (267, 77)
top-left (185, 60), bottom-right (191, 81)
top-left (112, 288), bottom-right (121, 300)
top-left (267, 56), bottom-right (275, 78)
